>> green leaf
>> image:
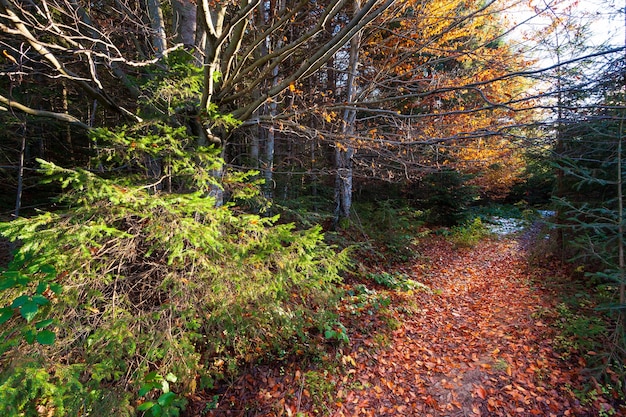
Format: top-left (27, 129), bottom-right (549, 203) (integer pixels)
top-left (23, 328), bottom-right (36, 344)
top-left (35, 318), bottom-right (54, 329)
top-left (17, 274), bottom-right (30, 286)
top-left (36, 281), bottom-right (48, 294)
top-left (0, 277), bottom-right (16, 291)
top-left (36, 330), bottom-right (56, 345)
top-left (31, 295), bottom-right (50, 306)
top-left (20, 301), bottom-right (38, 322)
top-left (158, 391), bottom-right (176, 407)
top-left (40, 265), bottom-right (56, 277)
top-left (0, 307), bottom-right (13, 325)
top-left (0, 272), bottom-right (19, 290)
top-left (26, 264), bottom-right (41, 274)
top-left (165, 373), bottom-right (177, 383)
top-left (151, 404), bottom-right (163, 416)
top-left (49, 283), bottom-right (63, 294)
top-left (11, 295), bottom-right (29, 308)
top-left (144, 371), bottom-right (159, 381)
top-left (137, 401), bottom-right (155, 411)
top-left (160, 379), bottom-right (170, 393)
top-left (139, 384), bottom-right (153, 397)
top-left (211, 70), bottom-right (222, 83)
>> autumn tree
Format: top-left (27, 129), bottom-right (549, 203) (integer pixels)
top-left (265, 0), bottom-right (539, 222)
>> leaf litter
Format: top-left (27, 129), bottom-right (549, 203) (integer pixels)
top-left (190, 231), bottom-right (618, 416)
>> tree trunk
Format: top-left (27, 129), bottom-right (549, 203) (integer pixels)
top-left (334, 147), bottom-right (354, 221)
top-left (618, 111), bottom-right (625, 320)
top-left (263, 65), bottom-right (280, 200)
top-left (613, 91), bottom-right (625, 401)
top-left (199, 0), bottom-right (228, 111)
top-left (553, 27), bottom-right (565, 259)
top-left (172, 0), bottom-right (197, 48)
top-left (14, 133), bottom-right (25, 218)
top-left (334, 0), bottom-right (362, 223)
top-left (146, 0), bottom-right (168, 56)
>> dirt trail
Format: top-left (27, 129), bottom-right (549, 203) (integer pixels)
top-left (333, 236), bottom-right (583, 416)
top-left (201, 234), bottom-right (607, 416)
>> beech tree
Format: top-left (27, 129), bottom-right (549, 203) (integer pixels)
top-left (263, 0), bottom-right (539, 221)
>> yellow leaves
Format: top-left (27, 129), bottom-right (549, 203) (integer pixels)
top-left (287, 82), bottom-right (303, 94)
top-left (341, 354), bottom-right (356, 367)
top-left (323, 110), bottom-right (337, 123)
top-left (451, 136), bottom-right (526, 198)
top-left (336, 142), bottom-right (348, 152)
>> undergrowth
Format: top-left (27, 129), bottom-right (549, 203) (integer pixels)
top-left (448, 217), bottom-right (492, 248)
top-left (0, 126), bottom-right (347, 416)
top-left (529, 246), bottom-right (626, 413)
top-left (331, 200), bottom-right (427, 266)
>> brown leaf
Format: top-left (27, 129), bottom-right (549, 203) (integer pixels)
top-left (475, 385), bottom-right (487, 400)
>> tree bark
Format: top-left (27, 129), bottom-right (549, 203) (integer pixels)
top-left (262, 0), bottom-right (286, 200)
top-left (334, 0), bottom-right (362, 223)
top-left (146, 0), bottom-right (168, 56)
top-left (172, 0), bottom-right (197, 48)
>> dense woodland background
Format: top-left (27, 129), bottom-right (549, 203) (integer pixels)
top-left (1, 0), bottom-right (626, 415)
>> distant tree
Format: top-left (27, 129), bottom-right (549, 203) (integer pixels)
top-left (324, 0), bottom-right (536, 220)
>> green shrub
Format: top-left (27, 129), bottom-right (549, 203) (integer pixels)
top-left (450, 217), bottom-right (491, 248)
top-left (350, 200), bottom-right (426, 263)
top-left (0, 127), bottom-right (347, 416)
top-left (417, 169), bottom-right (479, 226)
top-left (551, 303), bottom-right (606, 359)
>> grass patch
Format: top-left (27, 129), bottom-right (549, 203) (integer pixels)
top-left (449, 217), bottom-right (492, 248)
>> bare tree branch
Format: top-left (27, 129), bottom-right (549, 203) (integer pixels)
top-left (0, 94), bottom-right (90, 129)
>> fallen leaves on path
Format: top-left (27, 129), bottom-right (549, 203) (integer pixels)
top-left (195, 235), bottom-right (616, 416)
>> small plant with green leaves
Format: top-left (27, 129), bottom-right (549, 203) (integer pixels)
top-left (366, 271), bottom-right (429, 292)
top-left (551, 303), bottom-right (606, 359)
top-left (323, 321), bottom-right (349, 344)
top-left (0, 257), bottom-right (60, 353)
top-left (450, 217), bottom-right (492, 248)
top-left (343, 285), bottom-right (395, 320)
top-left (304, 370), bottom-right (336, 414)
top-left (137, 372), bottom-right (187, 417)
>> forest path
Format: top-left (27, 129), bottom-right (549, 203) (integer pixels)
top-left (331, 235), bottom-right (584, 417)
top-left (200, 233), bottom-right (603, 416)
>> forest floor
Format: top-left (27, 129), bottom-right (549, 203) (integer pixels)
top-left (192, 226), bottom-right (622, 416)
